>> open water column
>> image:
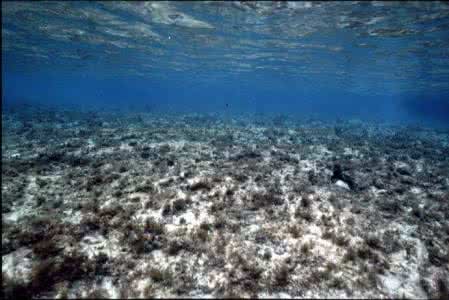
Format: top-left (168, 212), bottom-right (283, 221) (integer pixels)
top-left (2, 1), bottom-right (449, 299)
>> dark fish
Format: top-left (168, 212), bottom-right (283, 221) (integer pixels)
top-left (76, 49), bottom-right (93, 60)
top-left (69, 34), bottom-right (81, 42)
top-left (80, 54), bottom-right (93, 60)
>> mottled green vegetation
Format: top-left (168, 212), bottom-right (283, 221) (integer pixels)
top-left (135, 180), bottom-right (155, 193)
top-left (248, 191), bottom-right (284, 210)
top-left (343, 246), bottom-right (358, 263)
top-left (3, 105), bottom-right (449, 298)
top-left (149, 267), bottom-right (173, 286)
top-left (300, 241), bottom-right (313, 256)
top-left (172, 197), bottom-right (192, 214)
top-left (287, 224), bottom-right (303, 239)
top-left (225, 251), bottom-right (264, 296)
top-left (142, 282), bottom-right (156, 298)
top-left (189, 180), bottom-right (212, 192)
top-left (2, 273), bottom-right (32, 300)
top-left (166, 238), bottom-right (193, 256)
top-left (333, 233), bottom-right (350, 247)
top-left (121, 217), bottom-right (165, 255)
top-left (272, 260), bottom-right (290, 287)
top-left (86, 288), bottom-right (109, 299)
top-left (29, 249), bottom-right (94, 297)
top-left (294, 204), bottom-right (314, 222)
top-left (32, 238), bottom-right (62, 260)
top-left (144, 217), bottom-right (165, 235)
top-left (191, 222), bottom-right (211, 244)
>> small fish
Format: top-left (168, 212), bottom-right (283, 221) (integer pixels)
top-left (76, 49), bottom-right (93, 60)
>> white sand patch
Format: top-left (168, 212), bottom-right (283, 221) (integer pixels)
top-left (315, 188), bottom-right (332, 202)
top-left (135, 278), bottom-right (152, 298)
top-left (335, 180), bottom-right (350, 190)
top-left (80, 233), bottom-right (122, 259)
top-left (156, 176), bottom-right (176, 187)
top-left (172, 208), bottom-right (208, 227)
top-left (377, 222), bottom-right (428, 298)
top-left (343, 147), bottom-right (360, 157)
top-left (312, 145), bottom-right (332, 158)
top-left (2, 247), bottom-right (33, 282)
top-left (394, 161), bottom-right (410, 170)
top-left (369, 186), bottom-right (387, 197)
top-left (410, 187), bottom-right (422, 194)
top-left (4, 207), bottom-right (31, 222)
top-left (95, 147), bottom-right (115, 155)
top-left (62, 209), bottom-right (84, 224)
top-left (119, 142), bottom-right (134, 151)
top-left (415, 160), bottom-right (424, 172)
top-left (10, 152), bottom-right (21, 159)
top-left (298, 159), bottom-right (317, 172)
top-left (98, 277), bottom-right (121, 299)
top-left (134, 205), bottom-right (164, 223)
top-left (4, 175), bottom-right (37, 222)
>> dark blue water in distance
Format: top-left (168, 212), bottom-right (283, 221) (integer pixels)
top-left (2, 1), bottom-right (449, 126)
top-left (3, 2), bottom-right (449, 299)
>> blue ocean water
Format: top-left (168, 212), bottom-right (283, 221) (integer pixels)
top-left (2, 1), bottom-right (449, 126)
top-left (3, 3), bottom-right (449, 299)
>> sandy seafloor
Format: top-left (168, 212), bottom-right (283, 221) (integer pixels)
top-left (2, 105), bottom-right (449, 299)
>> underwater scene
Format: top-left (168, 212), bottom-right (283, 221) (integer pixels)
top-left (2, 1), bottom-right (449, 299)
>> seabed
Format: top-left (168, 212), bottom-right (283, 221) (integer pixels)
top-left (2, 104), bottom-right (449, 299)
